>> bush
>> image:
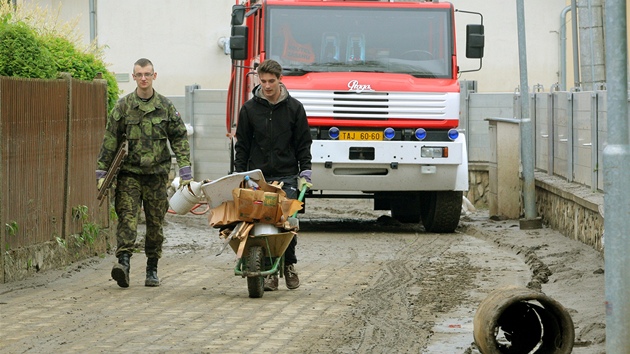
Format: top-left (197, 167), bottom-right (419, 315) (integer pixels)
top-left (0, 4), bottom-right (120, 111)
top-left (44, 35), bottom-right (119, 112)
top-left (0, 21), bottom-right (57, 79)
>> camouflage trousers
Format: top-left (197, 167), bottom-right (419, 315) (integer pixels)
top-left (114, 172), bottom-right (169, 259)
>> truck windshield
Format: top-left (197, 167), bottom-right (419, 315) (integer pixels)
top-left (266, 6), bottom-right (453, 78)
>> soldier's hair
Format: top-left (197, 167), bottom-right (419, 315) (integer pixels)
top-left (257, 59), bottom-right (282, 79)
top-left (134, 58), bottom-right (154, 71)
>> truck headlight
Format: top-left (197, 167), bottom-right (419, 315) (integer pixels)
top-left (421, 146), bottom-right (448, 158)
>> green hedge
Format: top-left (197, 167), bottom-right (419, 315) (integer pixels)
top-left (0, 13), bottom-right (119, 112)
top-left (44, 35), bottom-right (119, 112)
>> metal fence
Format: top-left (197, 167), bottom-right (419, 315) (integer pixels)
top-left (462, 82), bottom-right (613, 193)
top-left (0, 75), bottom-right (108, 257)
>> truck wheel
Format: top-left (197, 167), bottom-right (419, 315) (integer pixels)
top-left (420, 191), bottom-right (462, 233)
top-left (246, 246), bottom-right (265, 298)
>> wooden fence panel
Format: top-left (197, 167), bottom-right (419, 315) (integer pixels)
top-left (1, 75), bottom-right (109, 272)
top-left (0, 77), bottom-right (69, 249)
top-left (65, 78), bottom-right (109, 238)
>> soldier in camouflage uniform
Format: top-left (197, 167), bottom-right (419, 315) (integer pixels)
top-left (96, 58), bottom-right (192, 288)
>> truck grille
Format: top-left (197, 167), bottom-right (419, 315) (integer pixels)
top-left (290, 90), bottom-right (451, 119)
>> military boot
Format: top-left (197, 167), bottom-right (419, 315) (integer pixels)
top-left (145, 257), bottom-right (160, 287)
top-left (111, 253), bottom-right (130, 288)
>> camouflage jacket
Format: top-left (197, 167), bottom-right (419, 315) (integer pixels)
top-left (97, 90), bottom-right (191, 175)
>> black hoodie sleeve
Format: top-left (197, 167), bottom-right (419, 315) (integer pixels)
top-left (292, 99), bottom-right (312, 172)
top-left (234, 105), bottom-right (252, 172)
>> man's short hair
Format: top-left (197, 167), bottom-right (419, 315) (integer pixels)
top-left (257, 59), bottom-right (283, 78)
top-left (134, 58), bottom-right (154, 70)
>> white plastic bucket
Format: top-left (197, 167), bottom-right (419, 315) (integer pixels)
top-left (169, 181), bottom-right (203, 215)
top-left (252, 223), bottom-right (280, 236)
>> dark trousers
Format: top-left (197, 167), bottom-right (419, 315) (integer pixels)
top-left (266, 175), bottom-right (299, 264)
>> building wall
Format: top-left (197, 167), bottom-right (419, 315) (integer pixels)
top-left (95, 0), bottom-right (234, 97)
top-left (22, 0), bottom-right (609, 95)
top-left (23, 0), bottom-right (233, 96)
top-left (451, 0), bottom-right (568, 92)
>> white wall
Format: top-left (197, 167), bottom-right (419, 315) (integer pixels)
top-left (96, 1), bottom-right (234, 96)
top-left (451, 0), bottom-right (568, 93)
top-left (22, 0), bottom-right (90, 42)
top-left (22, 0), bottom-right (233, 96)
top-left (26, 0), bottom-right (572, 95)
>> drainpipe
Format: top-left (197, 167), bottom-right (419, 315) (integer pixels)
top-left (516, 0), bottom-right (541, 230)
top-left (89, 0), bottom-right (96, 44)
top-left (560, 6), bottom-right (571, 91)
top-left (185, 85), bottom-right (200, 177)
top-left (603, 0), bottom-right (630, 351)
top-left (571, 0), bottom-right (580, 89)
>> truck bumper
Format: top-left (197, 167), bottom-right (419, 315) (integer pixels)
top-left (310, 136), bottom-right (469, 192)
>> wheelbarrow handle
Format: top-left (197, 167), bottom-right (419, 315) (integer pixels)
top-left (291, 184), bottom-right (309, 218)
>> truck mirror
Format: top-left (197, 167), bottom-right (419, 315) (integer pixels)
top-left (466, 24), bottom-right (485, 59)
top-left (230, 26), bottom-right (248, 61)
top-left (231, 5), bottom-right (246, 26)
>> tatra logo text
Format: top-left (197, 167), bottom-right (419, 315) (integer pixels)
top-left (347, 80), bottom-right (374, 93)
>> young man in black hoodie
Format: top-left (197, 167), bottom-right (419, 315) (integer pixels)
top-left (234, 59), bottom-right (313, 291)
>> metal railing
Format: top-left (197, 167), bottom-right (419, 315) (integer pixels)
top-left (462, 81), bottom-right (615, 193)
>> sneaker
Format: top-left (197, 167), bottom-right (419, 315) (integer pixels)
top-left (284, 264), bottom-right (300, 289)
top-left (264, 274), bottom-right (279, 291)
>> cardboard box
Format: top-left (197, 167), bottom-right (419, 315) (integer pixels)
top-left (207, 188), bottom-right (304, 228)
top-left (232, 188), bottom-right (282, 224)
top-left (208, 201), bottom-right (240, 227)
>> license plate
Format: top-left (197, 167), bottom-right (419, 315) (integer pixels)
top-left (339, 131), bottom-right (383, 141)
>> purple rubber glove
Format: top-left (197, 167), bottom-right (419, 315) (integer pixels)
top-left (298, 170), bottom-right (312, 191)
top-left (299, 170), bottom-right (312, 184)
top-left (96, 170), bottom-right (107, 190)
top-left (179, 166), bottom-right (193, 188)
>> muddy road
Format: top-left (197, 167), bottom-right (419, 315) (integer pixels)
top-left (0, 199), bottom-right (606, 353)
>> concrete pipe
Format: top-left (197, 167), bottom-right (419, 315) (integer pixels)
top-left (473, 286), bottom-right (574, 354)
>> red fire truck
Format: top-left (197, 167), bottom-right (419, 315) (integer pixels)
top-left (226, 0), bottom-right (484, 232)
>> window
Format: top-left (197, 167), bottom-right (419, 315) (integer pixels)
top-left (266, 6), bottom-right (453, 78)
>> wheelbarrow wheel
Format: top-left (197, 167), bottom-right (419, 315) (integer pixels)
top-left (247, 246), bottom-right (265, 298)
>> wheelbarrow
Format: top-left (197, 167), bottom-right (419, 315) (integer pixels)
top-left (201, 170), bottom-right (307, 298)
top-left (225, 222), bottom-right (297, 298)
